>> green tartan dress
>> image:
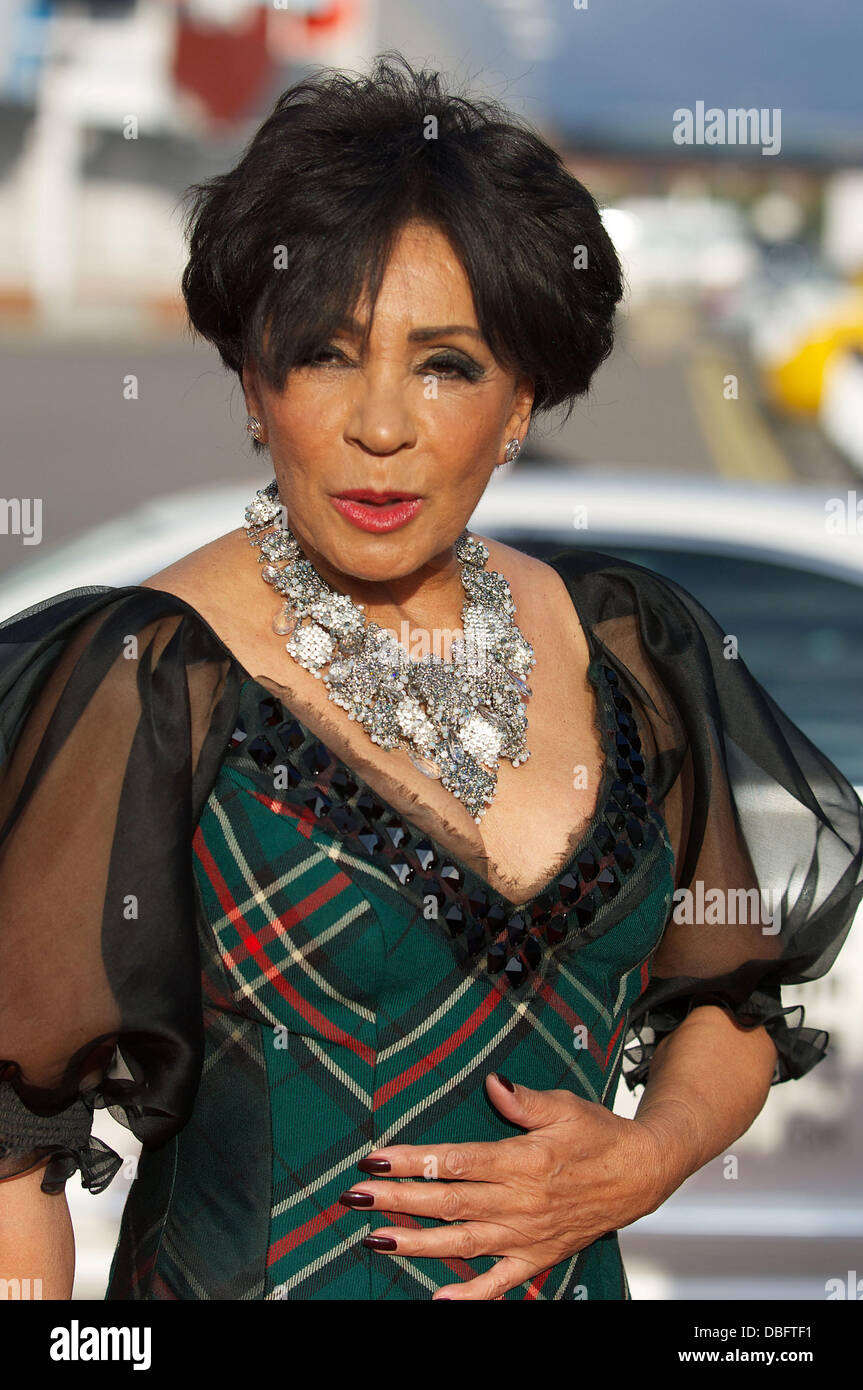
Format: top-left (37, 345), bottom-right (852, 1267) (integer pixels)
top-left (108, 660), bottom-right (675, 1300)
top-left (2, 552), bottom-right (858, 1301)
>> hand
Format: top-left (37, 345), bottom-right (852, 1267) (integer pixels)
top-left (337, 1072), bottom-right (680, 1300)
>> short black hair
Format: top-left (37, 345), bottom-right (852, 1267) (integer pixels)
top-left (180, 50), bottom-right (625, 452)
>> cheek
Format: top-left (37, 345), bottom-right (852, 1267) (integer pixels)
top-left (266, 389), bottom-right (334, 481)
top-left (420, 389), bottom-right (507, 464)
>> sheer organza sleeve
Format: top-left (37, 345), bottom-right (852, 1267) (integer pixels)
top-left (0, 586), bottom-right (240, 1193)
top-left (547, 550), bottom-right (863, 1091)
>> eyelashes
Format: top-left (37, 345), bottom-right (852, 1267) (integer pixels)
top-left (425, 353), bottom-right (485, 383)
top-left (305, 346), bottom-right (485, 383)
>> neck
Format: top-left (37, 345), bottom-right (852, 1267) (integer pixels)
top-left (293, 531), bottom-right (468, 640)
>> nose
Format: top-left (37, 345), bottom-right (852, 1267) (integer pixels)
top-left (343, 361), bottom-right (418, 457)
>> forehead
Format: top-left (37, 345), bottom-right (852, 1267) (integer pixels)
top-left (353, 220), bottom-right (477, 326)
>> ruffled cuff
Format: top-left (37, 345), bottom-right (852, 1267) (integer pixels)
top-left (0, 1080), bottom-right (124, 1195)
top-left (621, 985), bottom-right (829, 1091)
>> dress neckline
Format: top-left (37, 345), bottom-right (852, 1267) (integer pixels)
top-left (222, 655), bottom-right (662, 999)
top-left (122, 564), bottom-right (647, 915)
top-left (231, 657), bottom-right (620, 913)
top-left (115, 572), bottom-right (660, 987)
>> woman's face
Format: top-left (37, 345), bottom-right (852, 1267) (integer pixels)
top-left (242, 219), bottom-right (534, 597)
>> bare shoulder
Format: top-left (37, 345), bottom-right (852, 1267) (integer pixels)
top-left (479, 534), bottom-right (583, 627)
top-left (139, 527), bottom-right (251, 609)
top-left (479, 534), bottom-right (562, 590)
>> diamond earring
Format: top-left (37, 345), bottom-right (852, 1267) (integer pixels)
top-left (499, 437), bottom-right (521, 467)
top-left (247, 415), bottom-right (263, 442)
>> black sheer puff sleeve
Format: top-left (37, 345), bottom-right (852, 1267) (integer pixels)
top-left (0, 586), bottom-right (241, 1193)
top-left (547, 550), bottom-right (863, 1091)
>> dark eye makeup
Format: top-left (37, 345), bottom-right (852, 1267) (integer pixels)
top-left (303, 345), bottom-right (485, 383)
top-left (423, 351), bottom-right (485, 383)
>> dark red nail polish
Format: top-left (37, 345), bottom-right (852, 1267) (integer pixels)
top-left (363, 1235), bottom-right (397, 1251)
top-left (495, 1072), bottom-right (515, 1091)
top-left (339, 1190), bottom-right (375, 1208)
top-left (357, 1157), bottom-right (391, 1174)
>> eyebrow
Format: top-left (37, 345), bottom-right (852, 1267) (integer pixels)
top-left (337, 317), bottom-right (484, 343)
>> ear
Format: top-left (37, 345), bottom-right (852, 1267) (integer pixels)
top-left (241, 361), bottom-right (262, 421)
top-left (506, 373), bottom-right (535, 444)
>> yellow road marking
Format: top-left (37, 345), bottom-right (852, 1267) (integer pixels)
top-left (686, 344), bottom-right (794, 482)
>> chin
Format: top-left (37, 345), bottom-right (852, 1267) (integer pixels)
top-left (332, 543), bottom-right (426, 582)
top-left (319, 519), bottom-right (434, 568)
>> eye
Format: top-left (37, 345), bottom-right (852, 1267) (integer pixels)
top-left (301, 345), bottom-right (484, 381)
top-left (422, 352), bottom-right (485, 383)
top-left (307, 345), bottom-right (350, 367)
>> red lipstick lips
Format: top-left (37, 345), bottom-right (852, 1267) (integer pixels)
top-left (330, 490), bottom-right (424, 533)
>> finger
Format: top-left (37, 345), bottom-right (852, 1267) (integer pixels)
top-left (485, 1073), bottom-right (588, 1131)
top-left (338, 1177), bottom-right (502, 1222)
top-left (355, 1132), bottom-right (546, 1183)
top-left (433, 1254), bottom-right (539, 1301)
top-left (362, 1219), bottom-right (525, 1263)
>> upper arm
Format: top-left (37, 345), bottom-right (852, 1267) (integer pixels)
top-left (0, 588), bottom-right (240, 1194)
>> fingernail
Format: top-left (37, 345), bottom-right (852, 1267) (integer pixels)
top-left (363, 1235), bottom-right (397, 1251)
top-left (339, 1190), bottom-right (375, 1208)
top-left (357, 1157), bottom-right (391, 1174)
top-left (494, 1072), bottom-right (515, 1091)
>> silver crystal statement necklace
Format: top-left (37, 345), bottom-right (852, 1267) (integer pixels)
top-left (243, 479), bottom-right (536, 823)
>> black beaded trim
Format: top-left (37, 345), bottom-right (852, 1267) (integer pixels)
top-left (225, 660), bottom-right (664, 990)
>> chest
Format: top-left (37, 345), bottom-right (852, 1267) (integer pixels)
top-left (219, 615), bottom-right (607, 904)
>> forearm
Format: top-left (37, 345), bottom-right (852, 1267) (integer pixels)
top-left (0, 1159), bottom-right (75, 1299)
top-left (632, 1002), bottom-right (779, 1205)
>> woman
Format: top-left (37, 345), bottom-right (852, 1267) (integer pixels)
top-left (1, 53), bottom-right (861, 1303)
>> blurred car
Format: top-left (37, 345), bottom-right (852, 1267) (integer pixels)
top-left (821, 345), bottom-right (863, 477)
top-left (749, 278), bottom-right (863, 416)
top-left (2, 466), bottom-right (861, 1300)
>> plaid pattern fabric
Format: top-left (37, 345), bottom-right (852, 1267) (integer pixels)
top-left (106, 667), bottom-right (675, 1300)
